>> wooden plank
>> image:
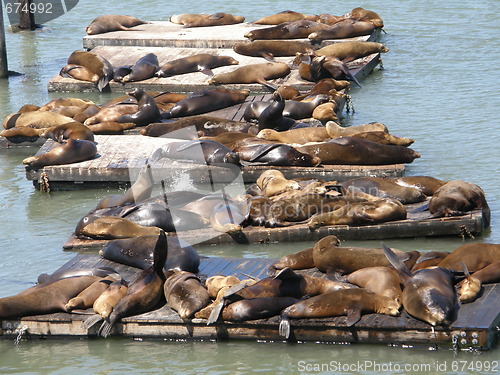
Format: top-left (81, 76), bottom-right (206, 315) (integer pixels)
top-left (82, 21), bottom-right (381, 50)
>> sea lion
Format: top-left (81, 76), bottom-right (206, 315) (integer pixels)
top-left (340, 177), bottom-right (426, 204)
top-left (325, 121), bottom-right (388, 137)
top-left (316, 41), bottom-right (389, 63)
top-left (200, 132), bottom-right (256, 150)
top-left (437, 243), bottom-right (500, 272)
top-left (35, 267), bottom-right (118, 288)
top-left (234, 143), bottom-right (321, 167)
top-left (60, 64), bottom-right (99, 83)
top-left (296, 78), bottom-right (350, 100)
top-left (297, 137), bottom-right (420, 165)
top-left (463, 262), bottom-right (500, 285)
top-left (40, 122), bottom-right (95, 142)
top-left (350, 131), bottom-right (414, 146)
top-left (156, 54), bottom-right (239, 77)
top-left (276, 85), bottom-right (301, 100)
top-left (163, 89), bottom-right (249, 119)
top-left (163, 271), bottom-right (211, 319)
top-left (312, 102), bottom-right (338, 122)
top-left (86, 121), bottom-right (136, 134)
top-left (312, 235), bottom-right (416, 274)
top-left (307, 55), bottom-right (361, 86)
top-left (84, 103), bottom-right (140, 125)
top-left (272, 247), bottom-right (315, 270)
top-left (38, 97), bottom-right (94, 111)
top-left (0, 275), bottom-right (102, 318)
top-left (120, 53), bottom-right (159, 83)
top-left (65, 276), bottom-right (118, 311)
top-left (79, 216), bottom-right (162, 240)
top-left (206, 276), bottom-right (241, 299)
top-left (411, 251), bottom-right (450, 271)
top-left (308, 198), bottom-right (408, 231)
top-left (429, 180), bottom-right (490, 224)
top-left (99, 231), bottom-right (168, 337)
top-left (0, 127), bottom-right (42, 143)
top-left (382, 243), bottom-right (457, 326)
top-left (3, 111), bottom-right (74, 130)
top-left (345, 7), bottom-right (384, 28)
top-left (256, 92), bottom-right (296, 131)
top-left (210, 202), bottom-right (247, 235)
top-left (116, 88), bottom-right (161, 126)
top-left (244, 20), bottom-right (329, 41)
top-left (113, 65), bottom-right (132, 82)
top-left (253, 11), bottom-right (307, 25)
top-left (85, 14), bottom-right (148, 35)
top-left (282, 95), bottom-right (331, 120)
top-left (170, 13), bottom-right (245, 27)
top-left (221, 296), bottom-right (299, 322)
top-left (458, 262), bottom-right (482, 304)
top-left (279, 288), bottom-right (400, 338)
top-left (256, 127), bottom-right (330, 144)
top-left (256, 169), bottom-right (300, 197)
top-left (67, 50), bottom-right (114, 91)
top-left (208, 62), bottom-right (291, 89)
top-left (308, 19), bottom-right (375, 43)
top-left (22, 138), bottom-right (97, 169)
top-left (100, 235), bottom-right (200, 273)
top-left (233, 40), bottom-right (314, 60)
top-left (347, 266), bottom-right (403, 307)
top-left (389, 176), bottom-right (448, 196)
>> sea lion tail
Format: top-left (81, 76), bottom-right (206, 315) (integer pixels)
top-left (279, 314), bottom-right (291, 339)
top-left (82, 314), bottom-right (104, 329)
top-left (381, 242), bottom-right (413, 283)
top-left (98, 319), bottom-right (113, 338)
top-left (410, 201), bottom-right (429, 213)
top-left (258, 79), bottom-right (278, 91)
top-left (206, 301), bottom-right (224, 325)
top-left (97, 75), bottom-right (111, 92)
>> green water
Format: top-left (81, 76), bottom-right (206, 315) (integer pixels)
top-left (0, 1), bottom-right (499, 373)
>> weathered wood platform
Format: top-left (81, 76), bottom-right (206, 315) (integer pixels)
top-left (24, 134), bottom-right (406, 188)
top-left (81, 21), bottom-right (381, 49)
top-left (62, 201), bottom-right (486, 249)
top-left (1, 253), bottom-right (498, 351)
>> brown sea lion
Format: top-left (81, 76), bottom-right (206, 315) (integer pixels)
top-left (85, 14), bottom-right (148, 35)
top-left (221, 296), bottom-right (299, 322)
top-left (60, 64), bottom-right (99, 83)
top-left (245, 20), bottom-right (329, 41)
top-left (429, 180), bottom-right (490, 224)
top-left (3, 111), bottom-right (74, 129)
top-left (307, 55), bottom-right (361, 86)
top-left (99, 231), bottom-right (168, 337)
top-left (411, 251), bottom-right (450, 271)
top-left (170, 13), bottom-right (244, 27)
top-left (79, 216), bottom-right (162, 240)
top-left (17, 104), bottom-right (40, 113)
top-left (233, 40), bottom-right (314, 60)
top-left (465, 262), bottom-right (500, 285)
top-left (273, 247), bottom-right (315, 270)
top-left (22, 138), bottom-right (97, 169)
top-left (156, 54), bottom-right (239, 77)
top-left (163, 89), bottom-right (250, 119)
top-left (200, 132), bottom-right (256, 150)
top-left (82, 280), bottom-right (129, 329)
top-left (297, 137), bottom-right (420, 165)
top-left (389, 176), bottom-right (448, 196)
top-left (84, 103), bottom-right (139, 125)
top-left (312, 235), bottom-right (415, 274)
top-left (86, 121), bottom-right (136, 134)
top-left (253, 11), bottom-right (306, 25)
top-left (309, 19), bottom-right (375, 43)
top-left (120, 53), bottom-right (159, 83)
top-left (325, 121), bottom-right (388, 137)
top-left (40, 122), bottom-right (95, 142)
top-left (340, 177), bottom-right (426, 204)
top-left (312, 102), bottom-right (339, 122)
top-left (316, 41), bottom-right (389, 63)
top-left (257, 127), bottom-right (330, 144)
top-left (0, 127), bottom-right (42, 143)
top-left (164, 271), bottom-right (211, 319)
top-left (0, 275), bottom-right (102, 318)
top-left (458, 262), bottom-right (482, 304)
top-left (65, 275), bottom-right (118, 311)
top-left (206, 276), bottom-right (241, 299)
top-left (279, 288), bottom-right (400, 338)
top-left (348, 131), bottom-right (414, 146)
top-left (437, 243), bottom-right (500, 272)
top-left (208, 62), bottom-right (290, 89)
top-left (276, 85), bottom-right (301, 100)
top-left (382, 243), bottom-right (457, 326)
top-left (38, 98), bottom-right (94, 111)
top-left (345, 7), bottom-right (384, 28)
top-left (210, 202), bottom-right (247, 236)
top-left (347, 266), bottom-right (403, 307)
top-left (67, 50), bottom-right (114, 91)
top-left (256, 169), bottom-right (300, 197)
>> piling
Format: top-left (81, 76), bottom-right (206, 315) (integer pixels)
top-left (0, 5), bottom-right (8, 77)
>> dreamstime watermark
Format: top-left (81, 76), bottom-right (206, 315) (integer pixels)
top-left (3, 0), bottom-right (79, 26)
top-left (297, 359), bottom-right (500, 373)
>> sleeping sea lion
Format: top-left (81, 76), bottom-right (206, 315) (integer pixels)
top-left (67, 50), bottom-right (114, 91)
top-left (121, 53), bottom-right (159, 83)
top-left (208, 62), bottom-right (290, 90)
top-left (156, 54), bottom-right (239, 77)
top-left (170, 13), bottom-right (244, 27)
top-left (85, 14), bottom-right (148, 35)
top-left (308, 19), bottom-right (375, 43)
top-left (316, 41), bottom-right (389, 63)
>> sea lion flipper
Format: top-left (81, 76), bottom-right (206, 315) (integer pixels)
top-left (82, 314), bottom-right (104, 329)
top-left (279, 315), bottom-right (291, 338)
top-left (261, 52), bottom-right (276, 62)
top-left (206, 301), bottom-right (224, 325)
top-left (249, 144), bottom-right (282, 162)
top-left (199, 66), bottom-right (214, 76)
top-left (257, 78), bottom-right (278, 91)
top-left (98, 319), bottom-right (113, 338)
top-left (274, 267), bottom-right (300, 281)
top-left (381, 242), bottom-right (413, 283)
top-left (345, 308), bottom-right (362, 327)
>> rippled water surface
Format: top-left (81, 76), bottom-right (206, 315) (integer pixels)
top-left (0, 1), bottom-right (499, 374)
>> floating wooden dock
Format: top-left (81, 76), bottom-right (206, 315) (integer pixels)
top-left (1, 253), bottom-right (498, 351)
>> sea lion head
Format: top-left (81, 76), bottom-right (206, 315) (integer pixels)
top-left (376, 296), bottom-right (401, 317)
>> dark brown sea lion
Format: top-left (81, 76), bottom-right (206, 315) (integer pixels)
top-left (22, 138), bottom-right (97, 169)
top-left (244, 20), bottom-right (329, 41)
top-left (347, 266), bottom-right (403, 307)
top-left (164, 271), bottom-right (211, 319)
top-left (208, 62), bottom-right (290, 89)
top-left (0, 127), bottom-right (42, 143)
top-left (340, 177), bottom-right (426, 204)
top-left (170, 13), bottom-right (244, 27)
top-left (67, 50), bottom-right (114, 91)
top-left (0, 275), bottom-right (102, 318)
top-left (256, 92), bottom-right (296, 131)
top-left (345, 7), bottom-right (384, 28)
top-left (99, 231), bottom-right (168, 337)
top-left (117, 88), bottom-right (161, 126)
top-left (40, 122), bottom-right (95, 142)
top-left (113, 65), bottom-right (132, 82)
top-left (279, 288), bottom-right (400, 338)
top-left (253, 11), bottom-right (307, 25)
top-left (297, 137), bottom-right (420, 165)
top-left (221, 296), bottom-right (299, 322)
top-left (85, 14), bottom-right (148, 35)
top-left (273, 247), bottom-right (315, 270)
top-left (306, 54), bottom-right (360, 86)
top-left (382, 243), bottom-right (457, 326)
top-left (389, 176), bottom-right (448, 196)
top-left (316, 41), bottom-right (389, 63)
top-left (308, 19), bottom-right (375, 43)
top-left (120, 53), bottom-right (159, 83)
top-left (60, 64), bottom-right (99, 83)
top-left (156, 54), bottom-right (239, 77)
top-left (312, 235), bottom-right (417, 274)
top-left (233, 40), bottom-right (314, 60)
top-left (437, 243), bottom-right (500, 272)
top-left (325, 121), bottom-right (388, 137)
top-left (65, 276), bottom-right (118, 311)
top-left (163, 89), bottom-right (250, 119)
top-left (3, 111), bottom-right (74, 129)
top-left (429, 180), bottom-right (490, 224)
top-left (234, 143), bottom-right (321, 167)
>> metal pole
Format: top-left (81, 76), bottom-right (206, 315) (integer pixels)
top-left (0, 4), bottom-right (8, 78)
